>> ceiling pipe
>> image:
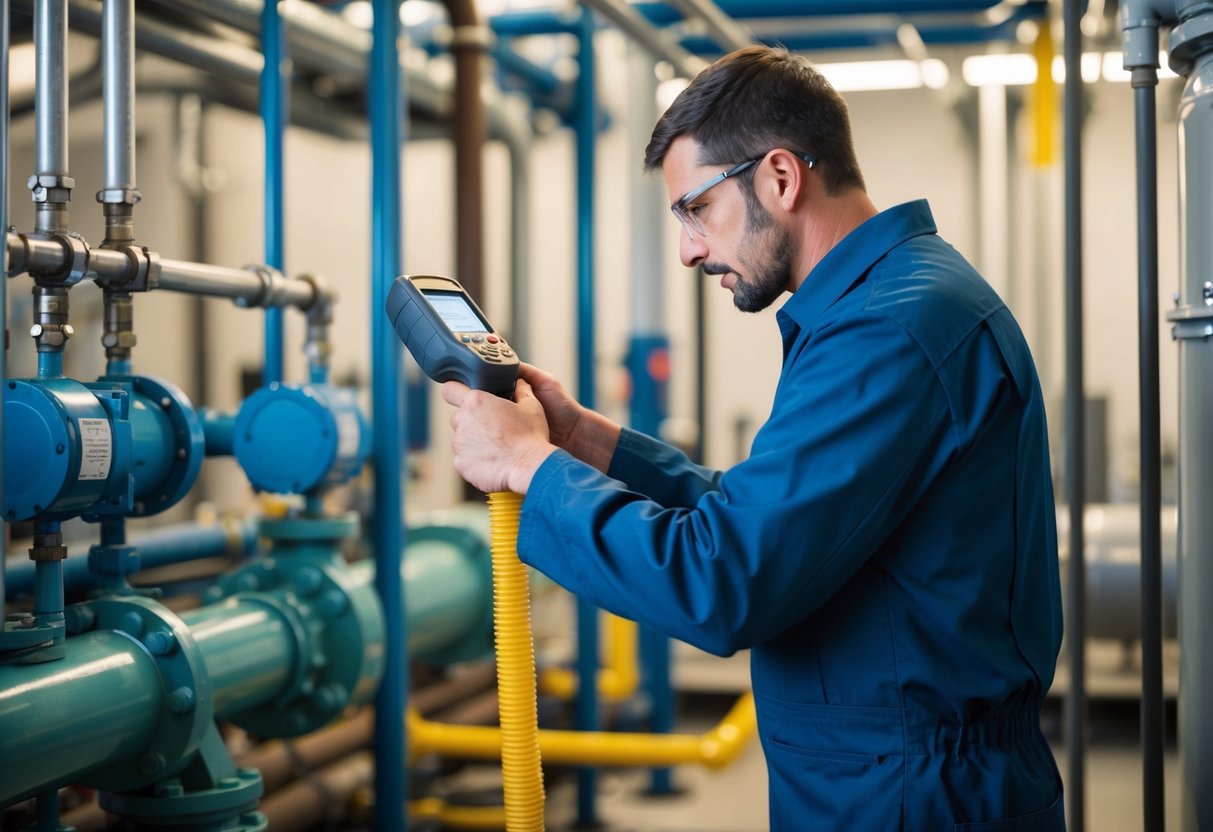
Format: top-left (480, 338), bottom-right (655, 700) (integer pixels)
top-left (582, 0), bottom-right (706, 78)
top-left (663, 0), bottom-right (752, 52)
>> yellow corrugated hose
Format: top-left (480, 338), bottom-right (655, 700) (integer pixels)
top-left (487, 491), bottom-right (545, 831)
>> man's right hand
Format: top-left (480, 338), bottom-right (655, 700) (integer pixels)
top-left (519, 363), bottom-right (621, 473)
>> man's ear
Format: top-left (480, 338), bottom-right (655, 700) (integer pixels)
top-left (760, 148), bottom-right (808, 213)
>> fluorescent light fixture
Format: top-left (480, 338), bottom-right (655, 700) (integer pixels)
top-left (962, 53), bottom-right (1036, 86)
top-left (813, 59), bottom-right (949, 93)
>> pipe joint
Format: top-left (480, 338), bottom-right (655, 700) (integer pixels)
top-left (31, 285), bottom-right (73, 354)
top-left (1169, 5), bottom-right (1213, 74)
top-left (26, 230), bottom-right (89, 285)
top-left (96, 187), bottom-right (141, 206)
top-left (236, 264), bottom-right (290, 309)
top-left (95, 243), bottom-right (160, 292)
top-left (27, 173), bottom-right (75, 204)
top-left (101, 292), bottom-right (137, 361)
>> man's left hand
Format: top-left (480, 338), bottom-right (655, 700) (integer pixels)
top-left (441, 378), bottom-right (558, 495)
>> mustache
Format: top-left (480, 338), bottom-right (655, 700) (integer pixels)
top-left (701, 262), bottom-right (735, 276)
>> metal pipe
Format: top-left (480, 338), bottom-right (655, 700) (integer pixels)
top-left (182, 598), bottom-right (295, 717)
top-left (1133, 66), bottom-right (1166, 832)
top-left (1063, 0), bottom-right (1087, 829)
top-left (260, 0), bottom-right (285, 386)
top-left (5, 520), bottom-right (259, 598)
top-left (0, 629), bottom-right (164, 803)
top-left (573, 10), bottom-right (601, 824)
top-left (662, 0), bottom-right (751, 52)
top-left (445, 0), bottom-right (489, 305)
top-left (581, 0), bottom-right (705, 79)
top-left (100, 0), bottom-right (136, 199)
top-left (34, 0), bottom-right (67, 177)
top-left (369, 0), bottom-right (407, 828)
top-left (2, 0), bottom-right (10, 612)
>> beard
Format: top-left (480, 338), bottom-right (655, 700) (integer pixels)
top-left (703, 197), bottom-right (796, 313)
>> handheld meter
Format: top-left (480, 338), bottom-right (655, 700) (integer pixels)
top-left (385, 274), bottom-right (519, 397)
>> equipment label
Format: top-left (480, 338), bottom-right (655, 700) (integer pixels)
top-left (78, 418), bottom-right (113, 481)
top-left (336, 411), bottom-right (361, 459)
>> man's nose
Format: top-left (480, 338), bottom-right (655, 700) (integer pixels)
top-left (679, 228), bottom-right (707, 268)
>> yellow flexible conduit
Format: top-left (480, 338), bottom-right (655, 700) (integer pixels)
top-left (487, 491), bottom-right (545, 831)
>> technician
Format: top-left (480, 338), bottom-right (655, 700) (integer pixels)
top-left (442, 46), bottom-right (1065, 830)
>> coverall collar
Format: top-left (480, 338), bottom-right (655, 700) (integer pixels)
top-left (777, 199), bottom-right (938, 341)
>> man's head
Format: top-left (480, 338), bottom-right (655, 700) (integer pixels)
top-left (646, 46), bottom-right (868, 312)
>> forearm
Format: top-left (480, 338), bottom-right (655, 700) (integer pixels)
top-left (564, 407), bottom-right (622, 473)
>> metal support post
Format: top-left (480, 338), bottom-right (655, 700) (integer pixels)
top-left (2, 0), bottom-right (11, 611)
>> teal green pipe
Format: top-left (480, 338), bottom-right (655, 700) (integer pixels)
top-left (182, 597), bottom-right (296, 718)
top-left (0, 525), bottom-right (492, 807)
top-left (0, 629), bottom-right (164, 804)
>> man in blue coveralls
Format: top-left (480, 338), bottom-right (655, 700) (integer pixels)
top-left (442, 46), bottom-right (1066, 830)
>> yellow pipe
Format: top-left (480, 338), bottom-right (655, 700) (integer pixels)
top-left (411, 797), bottom-right (509, 830)
top-left (408, 691), bottom-right (757, 771)
top-left (539, 613), bottom-right (639, 701)
top-left (1030, 17), bottom-right (1058, 168)
top-left (487, 491), bottom-right (545, 831)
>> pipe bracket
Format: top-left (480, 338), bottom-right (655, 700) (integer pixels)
top-left (236, 264), bottom-right (288, 308)
top-left (1167, 300), bottom-right (1213, 339)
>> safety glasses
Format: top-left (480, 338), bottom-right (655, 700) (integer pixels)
top-left (670, 151), bottom-right (816, 239)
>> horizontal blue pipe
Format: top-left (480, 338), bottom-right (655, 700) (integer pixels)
top-left (490, 9), bottom-right (584, 37)
top-left (633, 0), bottom-right (1003, 26)
top-left (4, 522), bottom-right (259, 598)
top-left (199, 408), bottom-right (237, 456)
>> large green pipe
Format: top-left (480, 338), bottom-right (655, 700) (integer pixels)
top-left (182, 597), bottom-right (296, 717)
top-left (0, 630), bottom-right (164, 803)
top-left (0, 526), bottom-right (492, 807)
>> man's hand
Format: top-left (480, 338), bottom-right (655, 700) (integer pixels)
top-left (441, 378), bottom-right (557, 495)
top-left (520, 364), bottom-right (621, 473)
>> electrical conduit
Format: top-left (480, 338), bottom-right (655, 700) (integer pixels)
top-left (488, 491), bottom-right (544, 830)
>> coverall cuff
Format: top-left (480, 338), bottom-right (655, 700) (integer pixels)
top-left (517, 448), bottom-right (585, 573)
top-left (606, 426), bottom-right (660, 481)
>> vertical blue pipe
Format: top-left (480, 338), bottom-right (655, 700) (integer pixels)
top-left (37, 351), bottom-right (62, 378)
top-left (31, 521), bottom-right (63, 632)
top-left (260, 0), bottom-right (285, 385)
top-left (1, 0), bottom-right (10, 611)
top-left (370, 1), bottom-right (407, 829)
top-left (574, 7), bottom-right (600, 824)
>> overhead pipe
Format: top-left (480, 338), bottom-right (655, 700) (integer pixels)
top-left (368, 0), bottom-right (407, 829)
top-left (581, 0), bottom-right (705, 78)
top-left (1063, 0), bottom-right (1087, 829)
top-left (631, 0), bottom-right (1007, 25)
top-left (98, 0), bottom-right (138, 242)
top-left (662, 0), bottom-right (752, 52)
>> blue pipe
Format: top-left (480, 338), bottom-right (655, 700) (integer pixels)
top-left (489, 8), bottom-right (582, 38)
top-left (370, 0), bottom-right (407, 829)
top-left (632, 0), bottom-right (1003, 26)
top-left (31, 521), bottom-right (64, 634)
top-left (37, 351), bottom-right (62, 378)
top-left (260, 0), bottom-right (285, 386)
top-left (2, 0), bottom-right (10, 611)
top-left (574, 8), bottom-right (600, 825)
top-left (5, 521), bottom-right (259, 598)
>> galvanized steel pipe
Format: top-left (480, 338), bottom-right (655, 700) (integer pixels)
top-left (34, 0), bottom-right (67, 176)
top-left (100, 0), bottom-right (135, 196)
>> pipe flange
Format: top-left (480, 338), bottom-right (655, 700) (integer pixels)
top-left (1169, 11), bottom-right (1213, 76)
top-left (101, 769), bottom-right (266, 832)
top-left (73, 595), bottom-right (215, 792)
top-left (27, 231), bottom-right (91, 285)
top-left (236, 265), bottom-right (288, 309)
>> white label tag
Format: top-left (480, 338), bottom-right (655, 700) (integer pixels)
top-left (78, 418), bottom-right (113, 481)
top-left (336, 411), bottom-right (361, 460)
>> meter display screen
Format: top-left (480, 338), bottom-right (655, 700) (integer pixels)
top-left (425, 291), bottom-right (489, 334)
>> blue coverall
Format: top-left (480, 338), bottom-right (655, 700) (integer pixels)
top-left (518, 200), bottom-right (1066, 830)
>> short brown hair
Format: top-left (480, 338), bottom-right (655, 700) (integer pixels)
top-left (645, 46), bottom-right (865, 195)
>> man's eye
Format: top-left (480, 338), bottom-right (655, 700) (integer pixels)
top-left (688, 203), bottom-right (706, 215)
